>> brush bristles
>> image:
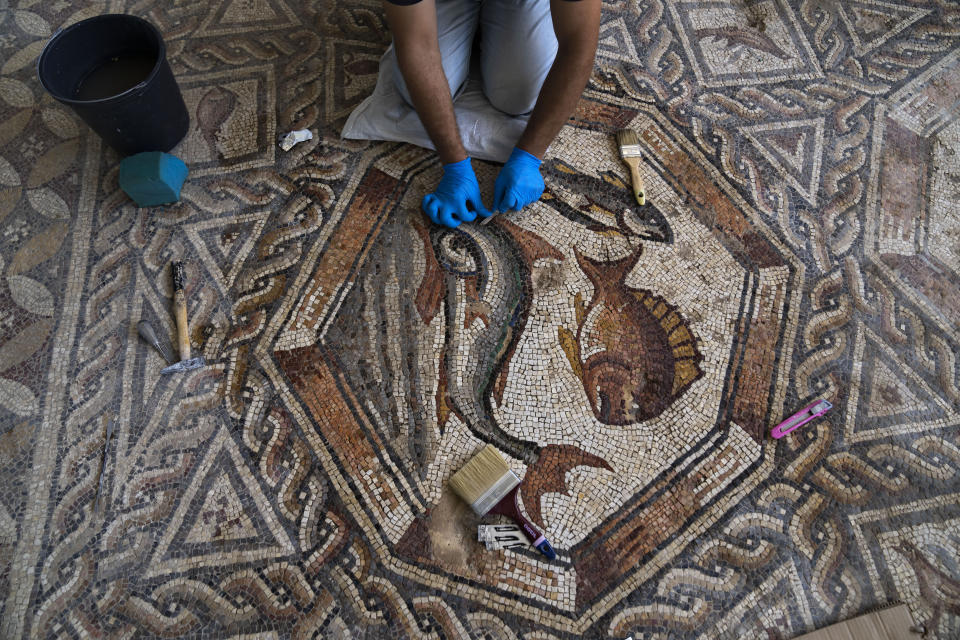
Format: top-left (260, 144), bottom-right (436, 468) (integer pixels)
top-left (617, 129), bottom-right (642, 157)
top-left (449, 445), bottom-right (516, 514)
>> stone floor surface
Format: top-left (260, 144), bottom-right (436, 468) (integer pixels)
top-left (0, 0), bottom-right (959, 638)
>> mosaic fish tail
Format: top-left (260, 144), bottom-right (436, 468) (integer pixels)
top-left (520, 444), bottom-right (613, 530)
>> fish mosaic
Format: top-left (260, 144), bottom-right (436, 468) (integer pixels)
top-left (559, 246), bottom-right (703, 425)
top-left (543, 159), bottom-right (673, 244)
top-left (195, 86), bottom-right (238, 160)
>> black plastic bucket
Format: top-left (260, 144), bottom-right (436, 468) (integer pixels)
top-left (37, 14), bottom-right (190, 156)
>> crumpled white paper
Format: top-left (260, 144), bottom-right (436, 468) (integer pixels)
top-left (278, 129), bottom-right (313, 151)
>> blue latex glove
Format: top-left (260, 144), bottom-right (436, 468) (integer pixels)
top-left (422, 158), bottom-right (490, 228)
top-left (492, 147), bottom-right (544, 214)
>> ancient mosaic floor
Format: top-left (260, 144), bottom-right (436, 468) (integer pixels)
top-left (1, 0), bottom-right (960, 638)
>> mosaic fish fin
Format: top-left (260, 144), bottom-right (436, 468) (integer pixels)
top-left (498, 218), bottom-right (565, 264)
top-left (462, 275), bottom-right (491, 329)
top-left (630, 290), bottom-right (703, 395)
top-left (463, 301), bottom-right (491, 329)
top-left (547, 159), bottom-right (579, 175)
top-left (489, 318), bottom-right (519, 408)
top-left (558, 326), bottom-right (582, 379)
top-left (672, 360), bottom-right (702, 396)
top-left (436, 357), bottom-right (450, 433)
top-left (520, 444), bottom-right (613, 530)
top-left (584, 201), bottom-right (624, 229)
top-left (574, 246), bottom-right (643, 295)
top-left (492, 356), bottom-right (511, 407)
top-left (601, 171), bottom-right (629, 190)
top-left (410, 215), bottom-right (444, 324)
top-left (574, 292), bottom-right (586, 328)
top-left (588, 226), bottom-right (628, 240)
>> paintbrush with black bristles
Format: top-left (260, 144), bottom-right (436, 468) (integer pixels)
top-left (449, 444), bottom-right (556, 560)
top-left (616, 128), bottom-right (646, 206)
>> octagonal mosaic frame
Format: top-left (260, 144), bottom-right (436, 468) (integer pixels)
top-left (261, 98), bottom-right (804, 632)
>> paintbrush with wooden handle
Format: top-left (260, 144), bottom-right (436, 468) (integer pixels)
top-left (616, 129), bottom-right (646, 206)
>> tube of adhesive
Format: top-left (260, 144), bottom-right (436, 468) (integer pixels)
top-left (771, 399), bottom-right (832, 439)
top-left (478, 524), bottom-right (528, 551)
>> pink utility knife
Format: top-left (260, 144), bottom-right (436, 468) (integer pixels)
top-left (771, 399), bottom-right (832, 439)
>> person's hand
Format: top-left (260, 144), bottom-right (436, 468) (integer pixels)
top-left (492, 147), bottom-right (544, 214)
top-left (422, 158), bottom-right (490, 228)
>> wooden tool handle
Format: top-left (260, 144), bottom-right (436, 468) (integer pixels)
top-left (171, 262), bottom-right (191, 360)
top-left (626, 158), bottom-right (646, 206)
